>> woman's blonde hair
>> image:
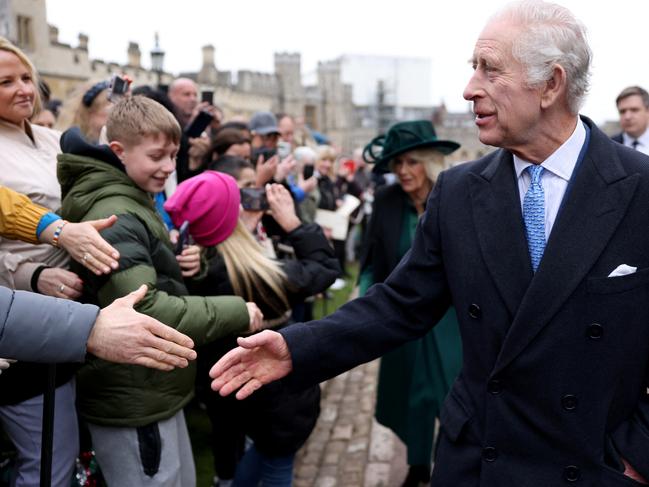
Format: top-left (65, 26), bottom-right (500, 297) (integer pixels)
top-left (390, 148), bottom-right (447, 183)
top-left (316, 145), bottom-right (337, 177)
top-left (0, 37), bottom-right (42, 115)
top-left (55, 81), bottom-right (110, 140)
top-left (217, 221), bottom-right (290, 315)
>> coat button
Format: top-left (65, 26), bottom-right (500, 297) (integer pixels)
top-left (468, 304), bottom-right (482, 319)
top-left (482, 446), bottom-right (498, 462)
top-left (563, 465), bottom-right (581, 482)
top-left (488, 379), bottom-right (502, 395)
top-left (587, 323), bottom-right (603, 339)
top-left (561, 394), bottom-right (578, 411)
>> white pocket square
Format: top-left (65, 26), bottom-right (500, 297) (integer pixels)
top-left (608, 264), bottom-right (637, 277)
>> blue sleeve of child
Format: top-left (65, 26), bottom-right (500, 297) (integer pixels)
top-left (288, 182), bottom-right (305, 203)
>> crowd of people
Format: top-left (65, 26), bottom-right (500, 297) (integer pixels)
top-left (3, 0), bottom-right (649, 486)
top-left (0, 22), bottom-right (462, 486)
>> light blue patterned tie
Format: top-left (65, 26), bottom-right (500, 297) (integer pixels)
top-left (523, 165), bottom-right (545, 272)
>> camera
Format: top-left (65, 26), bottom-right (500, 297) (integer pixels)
top-left (252, 147), bottom-right (277, 163)
top-left (240, 188), bottom-right (269, 211)
top-left (108, 74), bottom-right (130, 102)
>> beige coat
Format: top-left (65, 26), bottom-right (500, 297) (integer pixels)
top-left (0, 120), bottom-right (69, 290)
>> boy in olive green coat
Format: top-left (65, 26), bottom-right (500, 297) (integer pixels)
top-left (58, 96), bottom-right (262, 487)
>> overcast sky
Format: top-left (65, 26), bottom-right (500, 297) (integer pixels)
top-left (45, 0), bottom-right (647, 124)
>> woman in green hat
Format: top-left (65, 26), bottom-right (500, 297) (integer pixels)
top-left (359, 120), bottom-right (463, 486)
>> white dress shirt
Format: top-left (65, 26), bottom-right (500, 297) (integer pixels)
top-left (514, 119), bottom-right (586, 241)
top-left (622, 127), bottom-right (649, 156)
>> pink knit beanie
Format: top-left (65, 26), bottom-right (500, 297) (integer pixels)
top-left (164, 170), bottom-right (240, 246)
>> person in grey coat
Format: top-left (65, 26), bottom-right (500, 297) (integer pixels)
top-left (0, 187), bottom-right (196, 370)
top-left (0, 284), bottom-right (196, 369)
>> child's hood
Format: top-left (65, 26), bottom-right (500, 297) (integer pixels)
top-left (59, 127), bottom-right (123, 169)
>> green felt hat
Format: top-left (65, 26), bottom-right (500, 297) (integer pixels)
top-left (363, 120), bottom-right (460, 174)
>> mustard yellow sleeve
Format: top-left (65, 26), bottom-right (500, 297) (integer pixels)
top-left (0, 186), bottom-right (49, 244)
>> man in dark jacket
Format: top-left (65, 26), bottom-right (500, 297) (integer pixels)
top-left (612, 86), bottom-right (649, 155)
top-left (210, 2), bottom-right (649, 486)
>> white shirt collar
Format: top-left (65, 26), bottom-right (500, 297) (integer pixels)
top-left (513, 119), bottom-right (586, 181)
top-left (622, 126), bottom-right (649, 148)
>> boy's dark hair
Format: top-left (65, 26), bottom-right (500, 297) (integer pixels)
top-left (212, 128), bottom-right (251, 156)
top-left (106, 95), bottom-right (181, 147)
top-left (208, 155), bottom-right (254, 181)
top-left (216, 121), bottom-right (250, 133)
top-left (131, 85), bottom-right (178, 115)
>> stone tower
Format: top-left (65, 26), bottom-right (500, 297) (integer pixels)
top-left (274, 52), bottom-right (304, 117)
top-left (197, 44), bottom-right (218, 85)
top-left (127, 42), bottom-right (141, 68)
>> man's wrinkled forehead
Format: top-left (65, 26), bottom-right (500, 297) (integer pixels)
top-left (469, 19), bottom-right (519, 64)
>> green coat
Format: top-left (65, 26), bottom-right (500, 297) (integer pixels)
top-left (57, 136), bottom-right (249, 427)
top-left (359, 183), bottom-right (462, 466)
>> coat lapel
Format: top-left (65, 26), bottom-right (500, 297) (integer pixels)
top-left (469, 150), bottom-right (533, 319)
top-left (493, 122), bottom-right (640, 374)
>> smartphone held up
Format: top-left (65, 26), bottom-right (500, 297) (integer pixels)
top-left (108, 74), bottom-right (131, 102)
top-left (175, 220), bottom-right (191, 255)
top-left (185, 110), bottom-right (214, 138)
top-left (240, 188), bottom-right (269, 212)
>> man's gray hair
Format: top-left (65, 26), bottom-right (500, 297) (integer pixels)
top-left (294, 146), bottom-right (317, 164)
top-left (495, 0), bottom-right (592, 114)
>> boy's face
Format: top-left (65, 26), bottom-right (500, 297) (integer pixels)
top-left (111, 134), bottom-right (178, 193)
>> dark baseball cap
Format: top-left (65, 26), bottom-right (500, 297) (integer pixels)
top-left (249, 111), bottom-right (280, 136)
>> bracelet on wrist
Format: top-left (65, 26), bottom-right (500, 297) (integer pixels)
top-left (30, 265), bottom-right (51, 293)
top-left (51, 220), bottom-right (69, 247)
top-left (36, 213), bottom-right (61, 240)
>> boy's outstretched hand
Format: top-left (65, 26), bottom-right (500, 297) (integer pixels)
top-left (209, 330), bottom-right (293, 400)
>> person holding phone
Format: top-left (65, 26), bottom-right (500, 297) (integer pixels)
top-left (165, 173), bottom-right (339, 487)
top-left (294, 146), bottom-right (319, 224)
top-left (168, 78), bottom-right (199, 129)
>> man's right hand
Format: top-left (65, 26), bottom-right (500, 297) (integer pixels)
top-left (209, 330), bottom-right (293, 400)
top-left (87, 285), bottom-right (197, 370)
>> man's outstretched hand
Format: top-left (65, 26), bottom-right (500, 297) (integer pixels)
top-left (88, 285), bottom-right (197, 370)
top-left (209, 330), bottom-right (293, 400)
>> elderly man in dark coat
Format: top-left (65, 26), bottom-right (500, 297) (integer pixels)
top-left (210, 1), bottom-right (649, 485)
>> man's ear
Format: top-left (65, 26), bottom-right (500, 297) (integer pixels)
top-left (109, 141), bottom-right (125, 162)
top-left (540, 64), bottom-right (568, 110)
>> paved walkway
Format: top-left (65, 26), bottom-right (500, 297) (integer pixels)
top-left (293, 359), bottom-right (408, 487)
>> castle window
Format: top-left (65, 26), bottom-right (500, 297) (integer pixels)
top-left (305, 105), bottom-right (317, 131)
top-left (16, 16), bottom-right (34, 50)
